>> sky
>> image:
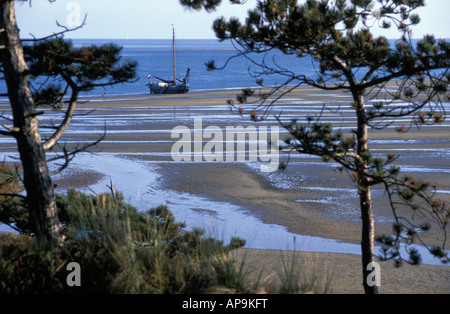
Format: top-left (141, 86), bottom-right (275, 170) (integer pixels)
top-left (15, 0), bottom-right (450, 40)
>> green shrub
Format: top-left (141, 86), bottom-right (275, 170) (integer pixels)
top-left (0, 187), bottom-right (248, 293)
top-left (0, 161), bottom-right (31, 234)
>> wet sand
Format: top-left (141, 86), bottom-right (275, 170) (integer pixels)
top-left (54, 158), bottom-right (450, 294)
top-left (3, 87), bottom-right (450, 293)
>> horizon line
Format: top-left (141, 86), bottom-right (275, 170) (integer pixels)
top-left (21, 36), bottom-right (450, 41)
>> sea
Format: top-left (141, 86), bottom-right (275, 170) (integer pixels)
top-left (59, 38), bottom-right (316, 97)
top-left (1, 37), bottom-right (446, 99)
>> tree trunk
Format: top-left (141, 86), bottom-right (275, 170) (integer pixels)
top-left (0, 0), bottom-right (63, 243)
top-left (360, 184), bottom-right (378, 294)
top-left (354, 92), bottom-right (379, 294)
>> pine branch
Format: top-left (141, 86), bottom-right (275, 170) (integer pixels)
top-left (48, 130), bottom-right (106, 177)
top-left (22, 14), bottom-right (87, 42)
top-left (42, 85), bottom-right (79, 151)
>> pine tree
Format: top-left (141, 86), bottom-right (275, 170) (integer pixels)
top-left (0, 0), bottom-right (136, 244)
top-left (181, 0), bottom-right (450, 294)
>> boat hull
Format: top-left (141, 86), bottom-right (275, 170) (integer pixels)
top-left (149, 84), bottom-right (189, 94)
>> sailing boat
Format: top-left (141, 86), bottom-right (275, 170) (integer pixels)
top-left (147, 26), bottom-right (190, 94)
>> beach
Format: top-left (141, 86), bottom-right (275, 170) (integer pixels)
top-left (1, 86), bottom-right (449, 293)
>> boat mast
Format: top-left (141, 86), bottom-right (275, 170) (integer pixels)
top-left (172, 25), bottom-right (176, 85)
